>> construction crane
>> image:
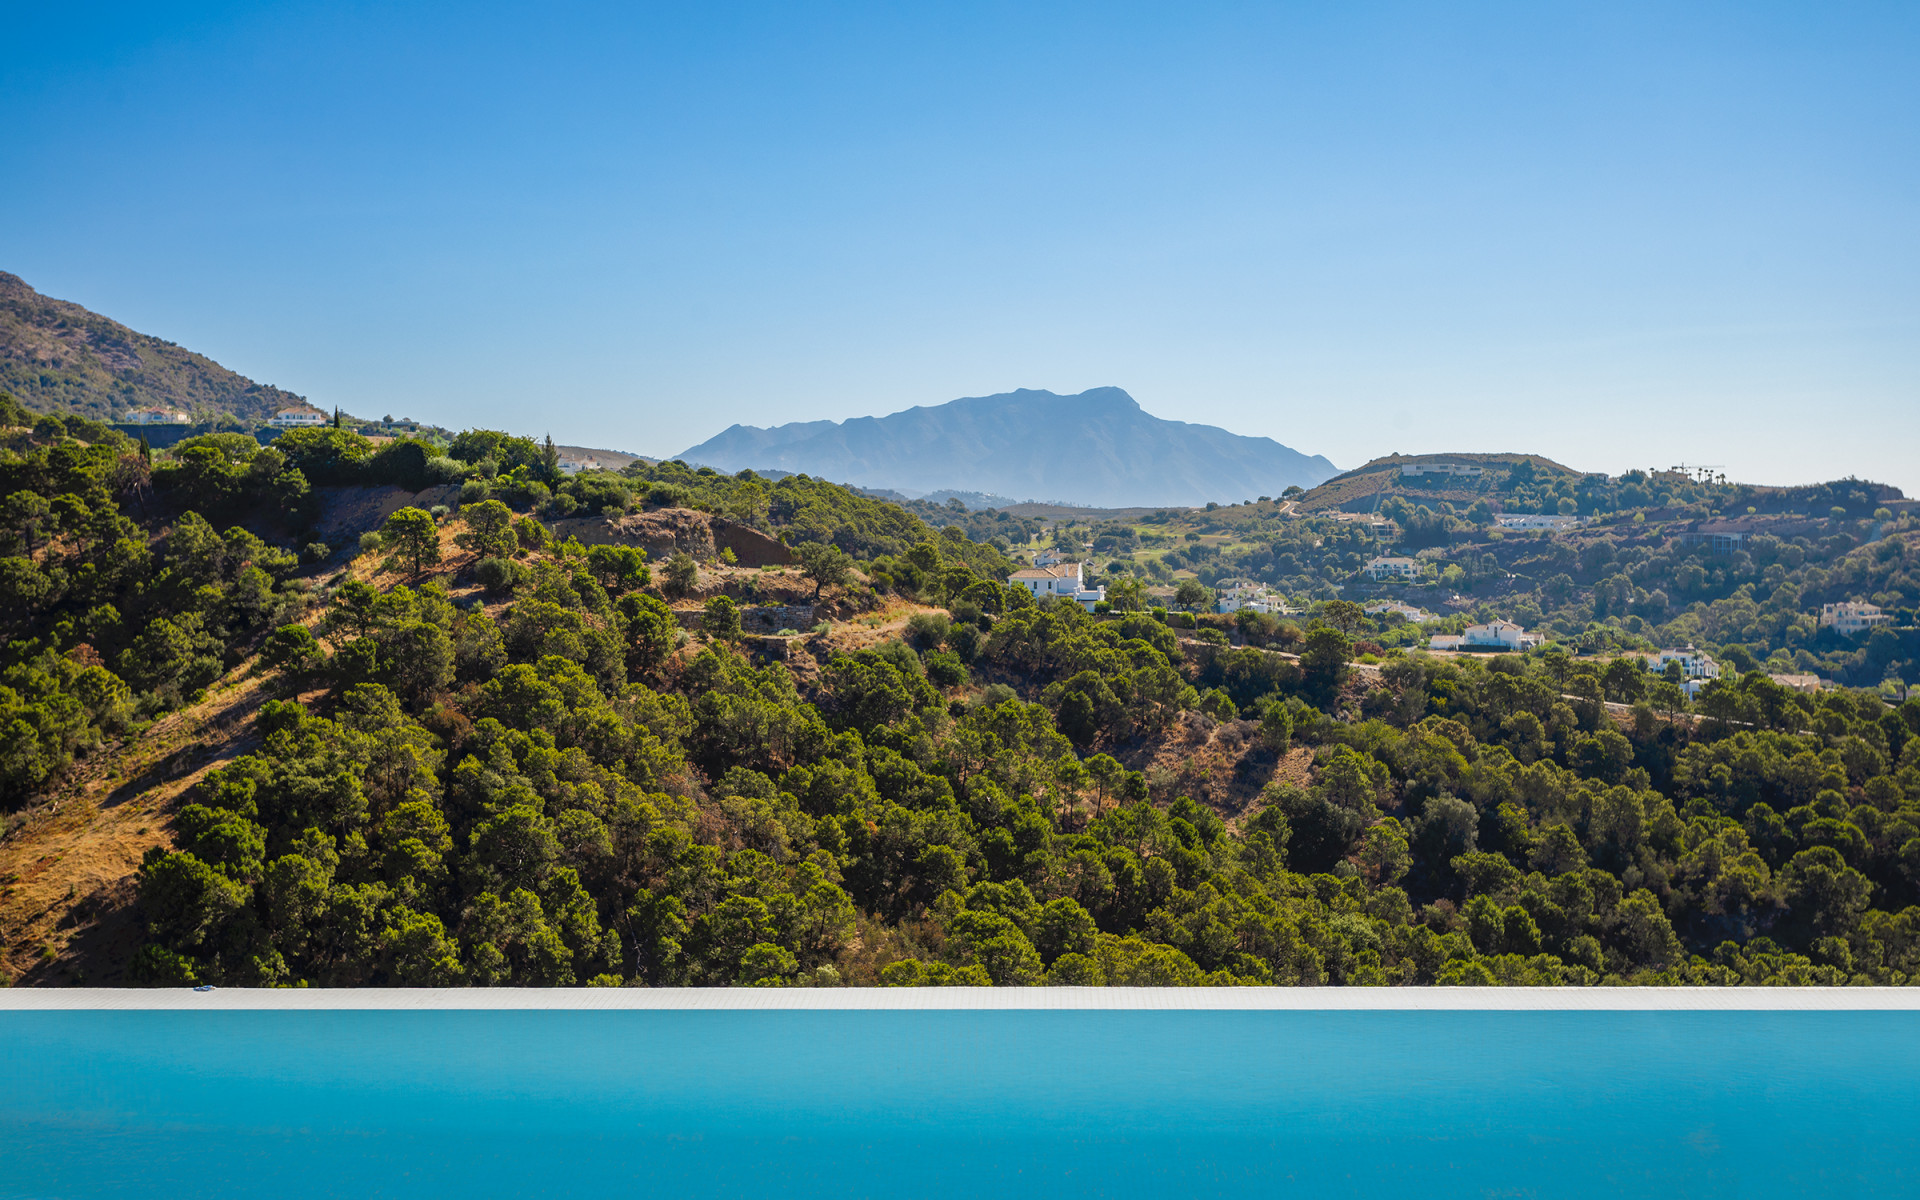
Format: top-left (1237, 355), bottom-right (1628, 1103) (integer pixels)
top-left (1666, 463), bottom-right (1727, 485)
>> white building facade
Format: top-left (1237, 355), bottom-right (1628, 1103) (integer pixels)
top-left (1645, 646), bottom-right (1721, 698)
top-left (1496, 513), bottom-right (1582, 531)
top-left (1820, 602), bottom-right (1891, 637)
top-left (123, 408), bottom-right (190, 424)
top-left (1429, 620), bottom-right (1543, 652)
top-left (1364, 556), bottom-right (1420, 581)
top-left (1008, 562), bottom-right (1106, 611)
top-left (269, 409), bottom-right (328, 428)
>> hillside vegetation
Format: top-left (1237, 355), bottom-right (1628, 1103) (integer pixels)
top-left (7, 391), bottom-right (1920, 990)
top-left (0, 273), bottom-right (313, 425)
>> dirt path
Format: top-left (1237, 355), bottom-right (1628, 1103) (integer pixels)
top-left (0, 663), bottom-right (276, 985)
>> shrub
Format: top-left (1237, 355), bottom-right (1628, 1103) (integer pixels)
top-left (474, 556), bottom-right (529, 595)
top-left (924, 648), bottom-right (968, 688)
top-left (904, 611), bottom-right (950, 649)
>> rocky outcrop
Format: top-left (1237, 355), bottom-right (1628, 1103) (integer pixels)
top-left (549, 507), bottom-right (795, 567)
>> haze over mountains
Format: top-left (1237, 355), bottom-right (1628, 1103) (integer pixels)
top-left (678, 387), bottom-right (1338, 508)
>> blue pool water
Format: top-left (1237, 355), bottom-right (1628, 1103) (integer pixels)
top-left (2, 1009), bottom-right (1916, 1198)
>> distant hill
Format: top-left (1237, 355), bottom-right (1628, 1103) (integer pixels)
top-left (678, 387), bottom-right (1338, 508)
top-left (0, 271), bottom-right (314, 424)
top-left (1296, 452), bottom-right (1582, 513)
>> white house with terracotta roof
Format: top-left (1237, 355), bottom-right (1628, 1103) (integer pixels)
top-left (1008, 561), bottom-right (1106, 611)
top-left (269, 408), bottom-right (328, 428)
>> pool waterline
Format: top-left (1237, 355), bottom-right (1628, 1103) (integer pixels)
top-left (4, 994), bottom-right (1917, 1198)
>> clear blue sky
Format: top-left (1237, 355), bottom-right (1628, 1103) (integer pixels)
top-left (4, 2), bottom-right (1916, 490)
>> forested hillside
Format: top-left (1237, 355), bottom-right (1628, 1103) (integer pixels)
top-left (5, 392), bottom-right (1920, 989)
top-left (1071, 464), bottom-right (1920, 692)
top-left (0, 273), bottom-right (313, 425)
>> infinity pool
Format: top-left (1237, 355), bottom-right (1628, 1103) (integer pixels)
top-left (3, 994), bottom-right (1916, 1198)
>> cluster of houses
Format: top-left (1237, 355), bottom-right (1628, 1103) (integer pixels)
top-left (1399, 462), bottom-right (1484, 478)
top-left (1496, 513), bottom-right (1582, 531)
top-left (121, 406), bottom-right (329, 429)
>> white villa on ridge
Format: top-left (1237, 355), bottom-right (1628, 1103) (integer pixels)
top-left (1429, 620), bottom-right (1542, 653)
top-left (1008, 562), bottom-right (1106, 611)
top-left (269, 408), bottom-right (328, 428)
top-left (1820, 602), bottom-right (1891, 637)
top-left (1645, 646), bottom-right (1721, 698)
top-left (1364, 556), bottom-right (1420, 581)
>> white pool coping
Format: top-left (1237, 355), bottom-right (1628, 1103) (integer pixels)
top-left (2, 987), bottom-right (1917, 1011)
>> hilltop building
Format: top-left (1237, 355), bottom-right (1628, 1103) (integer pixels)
top-left (1007, 562), bottom-right (1105, 612)
top-left (1429, 620), bottom-right (1542, 653)
top-left (1364, 556), bottom-right (1419, 581)
top-left (1400, 462), bottom-right (1483, 478)
top-left (557, 454), bottom-right (603, 475)
top-left (123, 407), bottom-right (190, 424)
top-left (1820, 602), bottom-right (1891, 637)
top-left (269, 409), bottom-right (327, 428)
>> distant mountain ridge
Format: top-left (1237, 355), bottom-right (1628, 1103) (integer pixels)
top-left (0, 271), bottom-right (312, 423)
top-left (678, 387), bottom-right (1337, 508)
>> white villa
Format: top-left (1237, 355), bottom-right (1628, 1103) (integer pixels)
top-left (557, 454), bottom-right (603, 475)
top-left (1008, 562), bottom-right (1106, 611)
top-left (1400, 462), bottom-right (1484, 478)
top-left (123, 407), bottom-right (190, 425)
top-left (1645, 646), bottom-right (1721, 699)
top-left (1364, 556), bottom-right (1420, 581)
top-left (1032, 549), bottom-right (1065, 568)
top-left (1496, 513), bottom-right (1582, 531)
top-left (1429, 620), bottom-right (1543, 653)
top-left (1820, 602), bottom-right (1891, 637)
top-left (1365, 600), bottom-right (1437, 623)
top-left (269, 409), bottom-right (328, 428)
top-left (1216, 586), bottom-right (1294, 615)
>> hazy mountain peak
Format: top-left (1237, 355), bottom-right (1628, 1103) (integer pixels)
top-left (678, 387), bottom-right (1336, 508)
